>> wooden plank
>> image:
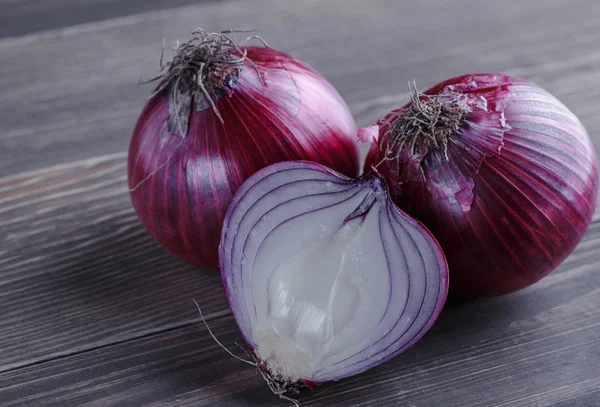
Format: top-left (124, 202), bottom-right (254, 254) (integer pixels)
top-left (1, 145), bottom-right (598, 372)
top-left (0, 147), bottom-right (598, 384)
top-left (1, 0), bottom-right (600, 177)
top-left (0, 154), bottom-right (231, 371)
top-left (0, 0), bottom-right (220, 39)
top-left (0, 222), bottom-right (599, 406)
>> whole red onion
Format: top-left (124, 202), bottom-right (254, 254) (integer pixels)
top-left (363, 73), bottom-right (598, 297)
top-left (128, 31), bottom-right (359, 269)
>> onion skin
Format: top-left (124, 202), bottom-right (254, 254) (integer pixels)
top-left (364, 73), bottom-right (599, 297)
top-left (128, 46), bottom-right (359, 269)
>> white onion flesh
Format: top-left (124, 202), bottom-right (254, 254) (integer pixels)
top-left (219, 161), bottom-right (448, 384)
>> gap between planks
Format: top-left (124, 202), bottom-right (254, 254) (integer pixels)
top-left (2, 150), bottom-right (599, 222)
top-left (0, 1), bottom-right (207, 47)
top-left (0, 308), bottom-right (231, 374)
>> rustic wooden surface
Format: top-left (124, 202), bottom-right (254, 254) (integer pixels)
top-left (1, 0), bottom-right (599, 406)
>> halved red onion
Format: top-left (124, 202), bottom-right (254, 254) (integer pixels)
top-left (219, 161), bottom-right (448, 395)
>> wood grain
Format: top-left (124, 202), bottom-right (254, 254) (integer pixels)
top-left (2, 0), bottom-right (600, 176)
top-left (0, 0), bottom-right (218, 39)
top-left (0, 151), bottom-right (598, 404)
top-left (0, 154), bottom-right (230, 371)
top-left (1, 146), bottom-right (598, 372)
top-left (1, 221), bottom-right (599, 406)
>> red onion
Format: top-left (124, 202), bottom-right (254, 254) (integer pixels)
top-left (127, 30), bottom-right (359, 269)
top-left (219, 161), bottom-right (448, 399)
top-left (363, 73), bottom-right (599, 297)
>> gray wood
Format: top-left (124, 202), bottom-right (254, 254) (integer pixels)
top-left (2, 0), bottom-right (600, 176)
top-left (1, 147), bottom-right (598, 375)
top-left (0, 154), bottom-right (230, 370)
top-left (0, 0), bottom-right (218, 38)
top-left (1, 0), bottom-right (600, 406)
top-left (1, 220), bottom-right (599, 406)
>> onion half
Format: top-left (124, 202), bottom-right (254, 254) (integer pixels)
top-left (219, 161), bottom-right (448, 396)
top-left (364, 73), bottom-right (599, 297)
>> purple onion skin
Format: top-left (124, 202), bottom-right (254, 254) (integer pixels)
top-left (128, 47), bottom-right (359, 269)
top-left (365, 73), bottom-right (599, 297)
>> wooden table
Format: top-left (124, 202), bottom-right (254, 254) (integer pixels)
top-left (1, 1), bottom-right (599, 406)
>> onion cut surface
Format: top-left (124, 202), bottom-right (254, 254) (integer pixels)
top-left (219, 161), bottom-right (448, 388)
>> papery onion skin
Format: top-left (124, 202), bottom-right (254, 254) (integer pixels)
top-left (219, 161), bottom-right (448, 388)
top-left (128, 45), bottom-right (359, 269)
top-left (364, 73), bottom-right (599, 297)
